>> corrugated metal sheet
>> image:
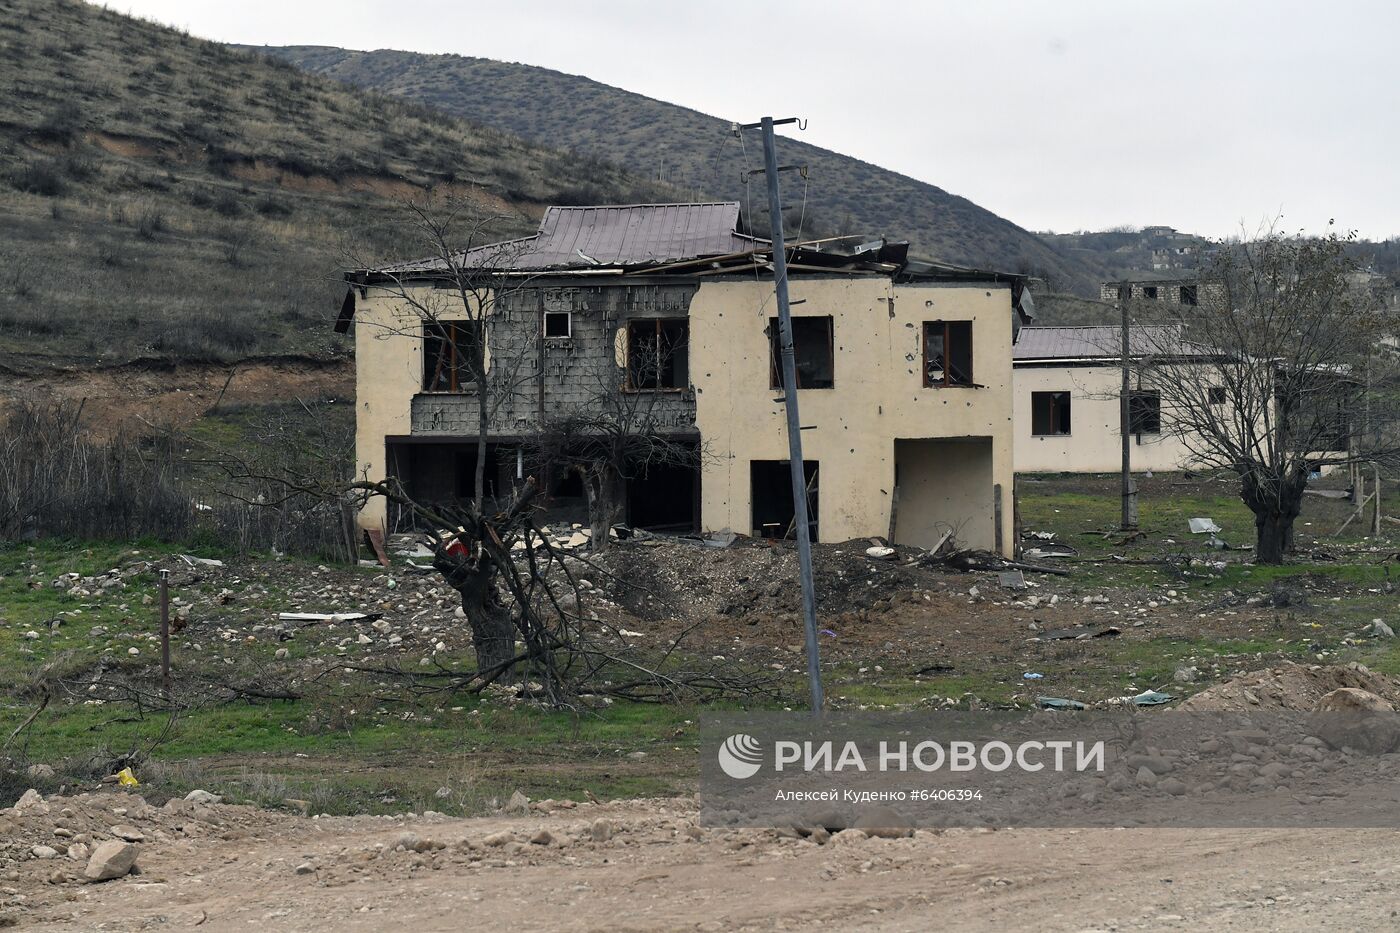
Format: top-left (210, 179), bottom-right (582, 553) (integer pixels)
top-left (393, 202), bottom-right (754, 272)
top-left (1013, 325), bottom-right (1186, 361)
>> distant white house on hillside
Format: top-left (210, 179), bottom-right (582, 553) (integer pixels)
top-left (1012, 325), bottom-right (1201, 473)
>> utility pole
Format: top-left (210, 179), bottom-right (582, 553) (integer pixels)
top-left (740, 115), bottom-right (823, 713)
top-left (1119, 283), bottom-right (1139, 531)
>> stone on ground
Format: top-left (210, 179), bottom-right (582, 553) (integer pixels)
top-left (84, 841), bottom-right (138, 882)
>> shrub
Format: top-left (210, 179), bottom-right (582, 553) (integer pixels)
top-left (254, 193), bottom-right (291, 217)
top-left (11, 159), bottom-right (67, 197)
top-left (212, 190), bottom-right (243, 217)
top-left (135, 205), bottom-right (166, 239)
top-left (33, 102), bottom-right (84, 146)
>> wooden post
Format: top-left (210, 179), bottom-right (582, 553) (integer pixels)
top-left (1374, 462), bottom-right (1383, 536)
top-left (158, 569), bottom-right (171, 698)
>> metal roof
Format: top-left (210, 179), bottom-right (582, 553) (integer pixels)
top-left (1013, 325), bottom-right (1190, 362)
top-left (380, 202), bottom-right (761, 274)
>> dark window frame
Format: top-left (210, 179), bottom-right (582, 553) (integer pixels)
top-left (1207, 385), bottom-right (1227, 405)
top-left (422, 320), bottom-right (482, 393)
top-left (1030, 390), bottom-right (1072, 436)
top-left (1179, 284), bottom-right (1199, 306)
top-left (625, 317), bottom-right (689, 392)
top-left (770, 315), bottom-right (835, 390)
top-left (1129, 390), bottom-right (1162, 435)
top-left (922, 320), bottom-right (975, 388)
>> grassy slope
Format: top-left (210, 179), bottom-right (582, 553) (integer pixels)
top-left (0, 0), bottom-right (676, 371)
top-left (251, 45), bottom-right (1102, 294)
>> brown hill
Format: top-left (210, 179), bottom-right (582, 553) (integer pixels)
top-left (0, 0), bottom-right (676, 373)
top-left (249, 45), bottom-right (1100, 294)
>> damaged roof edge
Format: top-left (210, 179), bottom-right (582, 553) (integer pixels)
top-left (334, 202), bottom-right (1033, 334)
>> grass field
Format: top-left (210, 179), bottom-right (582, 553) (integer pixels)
top-left (6, 473), bottom-right (1400, 816)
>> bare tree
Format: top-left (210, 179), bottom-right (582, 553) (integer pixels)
top-left (305, 198), bottom-right (730, 698)
top-left (343, 195), bottom-right (544, 673)
top-left (1129, 226), bottom-right (1400, 563)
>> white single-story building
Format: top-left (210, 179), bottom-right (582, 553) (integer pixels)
top-left (1012, 325), bottom-right (1201, 473)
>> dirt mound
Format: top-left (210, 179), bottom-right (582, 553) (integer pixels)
top-left (1179, 662), bottom-right (1400, 711)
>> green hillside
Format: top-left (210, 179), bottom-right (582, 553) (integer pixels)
top-left (249, 45), bottom-right (1100, 293)
top-left (0, 0), bottom-right (675, 371)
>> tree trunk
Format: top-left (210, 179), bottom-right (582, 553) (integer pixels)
top-left (1254, 510), bottom-right (1292, 565)
top-left (1240, 471), bottom-right (1306, 565)
top-left (441, 557), bottom-right (516, 676)
top-left (582, 464), bottom-right (624, 554)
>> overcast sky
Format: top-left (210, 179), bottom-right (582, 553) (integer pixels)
top-left (115, 0), bottom-right (1398, 241)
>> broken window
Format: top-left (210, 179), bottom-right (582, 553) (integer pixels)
top-left (770, 316), bottom-right (835, 390)
top-left (1142, 286), bottom-right (1159, 300)
top-left (1031, 391), bottom-right (1072, 436)
top-left (422, 320), bottom-right (482, 392)
top-left (1207, 386), bottom-right (1227, 404)
top-left (626, 318), bottom-right (689, 390)
top-left (923, 321), bottom-right (974, 387)
top-left (543, 310), bottom-right (572, 339)
top-left (750, 460), bottom-right (819, 540)
top-left (1129, 390), bottom-right (1161, 435)
top-left (1178, 285), bottom-right (1198, 306)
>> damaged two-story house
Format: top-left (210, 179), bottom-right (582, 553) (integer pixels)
top-left (338, 202), bottom-right (1032, 556)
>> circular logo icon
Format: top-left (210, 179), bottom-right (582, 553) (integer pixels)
top-left (718, 733), bottom-right (763, 779)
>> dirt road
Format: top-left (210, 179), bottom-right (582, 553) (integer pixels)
top-left (10, 793), bottom-right (1399, 932)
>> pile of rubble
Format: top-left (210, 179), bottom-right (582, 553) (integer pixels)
top-left (1180, 661), bottom-right (1400, 712)
top-left (0, 786), bottom-right (252, 897)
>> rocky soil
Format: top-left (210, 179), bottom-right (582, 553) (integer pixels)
top-left (4, 785), bottom-right (1400, 932)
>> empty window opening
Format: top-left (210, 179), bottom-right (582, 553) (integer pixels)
top-left (385, 441), bottom-right (502, 530)
top-left (770, 316), bottom-right (835, 389)
top-left (1207, 386), bottom-right (1227, 405)
top-left (1129, 390), bottom-right (1161, 435)
top-left (627, 319), bottom-right (689, 389)
top-left (422, 320), bottom-right (481, 392)
top-left (923, 321), bottom-right (974, 387)
top-left (1179, 285), bottom-right (1198, 306)
top-left (1142, 286), bottom-right (1159, 300)
top-left (1031, 391), bottom-right (1072, 436)
top-left (750, 460), bottom-right (819, 540)
top-left (543, 311), bottom-right (572, 339)
top-left (627, 454), bottom-right (699, 532)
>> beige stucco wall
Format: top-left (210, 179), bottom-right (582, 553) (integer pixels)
top-left (351, 288), bottom-right (449, 532)
top-left (349, 277), bottom-right (1018, 557)
top-left (689, 278), bottom-right (1016, 554)
top-left (1012, 364), bottom-right (1197, 474)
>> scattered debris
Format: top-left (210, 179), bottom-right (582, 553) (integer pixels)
top-left (1188, 518), bottom-right (1221, 535)
top-left (1022, 542), bottom-right (1078, 560)
top-left (277, 612), bottom-right (377, 624)
top-left (1036, 696), bottom-right (1086, 711)
top-left (1041, 624), bottom-right (1121, 641)
top-left (998, 570), bottom-right (1027, 590)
